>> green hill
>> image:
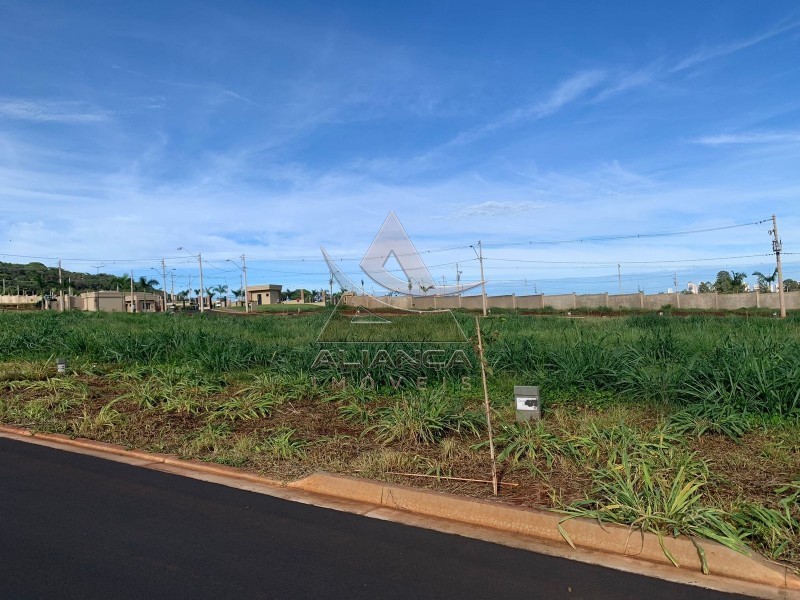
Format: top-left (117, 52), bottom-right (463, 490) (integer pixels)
top-left (0, 261), bottom-right (159, 296)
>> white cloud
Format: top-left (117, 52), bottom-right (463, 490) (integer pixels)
top-left (528, 70), bottom-right (607, 118)
top-left (693, 131), bottom-right (800, 145)
top-left (0, 99), bottom-right (110, 123)
top-left (447, 70), bottom-right (606, 148)
top-left (671, 20), bottom-right (800, 73)
top-left (454, 201), bottom-right (550, 218)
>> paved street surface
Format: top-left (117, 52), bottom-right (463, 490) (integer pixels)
top-left (0, 438), bottom-right (752, 599)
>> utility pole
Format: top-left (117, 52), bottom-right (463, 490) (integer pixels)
top-left (198, 253), bottom-right (204, 312)
top-left (130, 269), bottom-right (136, 313)
top-left (161, 259), bottom-right (168, 311)
top-left (617, 264), bottom-right (622, 294)
top-left (170, 271), bottom-right (176, 303)
top-left (178, 247), bottom-right (204, 313)
top-left (58, 259), bottom-right (64, 312)
top-left (242, 254), bottom-right (249, 313)
top-left (771, 214), bottom-right (786, 318)
top-left (455, 263), bottom-right (462, 296)
top-left (673, 273), bottom-right (679, 292)
top-left (475, 241), bottom-right (487, 317)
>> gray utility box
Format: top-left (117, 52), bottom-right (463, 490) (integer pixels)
top-left (514, 385), bottom-right (540, 422)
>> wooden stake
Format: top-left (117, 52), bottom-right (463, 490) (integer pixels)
top-left (386, 472), bottom-right (517, 487)
top-left (475, 316), bottom-right (499, 495)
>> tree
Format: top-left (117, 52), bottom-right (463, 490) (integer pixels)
top-left (114, 274), bottom-right (131, 292)
top-left (204, 287), bottom-right (215, 307)
top-left (698, 282), bottom-right (713, 293)
top-left (752, 269), bottom-right (778, 292)
top-left (212, 284), bottom-right (228, 307)
top-left (176, 290), bottom-right (189, 308)
top-left (32, 272), bottom-right (53, 309)
top-left (136, 276), bottom-right (159, 292)
top-left (784, 279), bottom-right (800, 292)
top-left (713, 270), bottom-right (747, 294)
top-left (231, 288), bottom-right (244, 304)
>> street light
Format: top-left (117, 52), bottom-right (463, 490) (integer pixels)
top-left (151, 266), bottom-right (168, 312)
top-left (178, 247), bottom-right (204, 313)
top-left (226, 255), bottom-right (249, 313)
top-left (470, 242), bottom-right (487, 317)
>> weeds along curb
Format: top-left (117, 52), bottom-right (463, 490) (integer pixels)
top-left (2, 424), bottom-right (797, 593)
top-left (0, 425), bottom-right (283, 487)
top-left (289, 473), bottom-right (800, 591)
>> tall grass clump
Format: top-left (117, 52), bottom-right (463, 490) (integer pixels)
top-left (366, 387), bottom-right (483, 444)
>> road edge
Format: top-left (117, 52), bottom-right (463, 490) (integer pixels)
top-left (2, 424), bottom-right (798, 598)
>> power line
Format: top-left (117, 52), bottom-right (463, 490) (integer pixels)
top-left (1, 218), bottom-right (773, 264)
top-left (484, 253), bottom-right (772, 266)
top-left (481, 218), bottom-right (772, 248)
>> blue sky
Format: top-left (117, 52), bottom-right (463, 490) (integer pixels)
top-left (1, 1), bottom-right (799, 295)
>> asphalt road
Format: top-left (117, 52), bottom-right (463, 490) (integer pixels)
top-left (0, 437), bottom-right (752, 600)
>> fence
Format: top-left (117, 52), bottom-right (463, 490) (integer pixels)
top-left (344, 290), bottom-right (800, 311)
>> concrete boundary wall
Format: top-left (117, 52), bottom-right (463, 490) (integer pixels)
top-left (344, 290), bottom-right (800, 311)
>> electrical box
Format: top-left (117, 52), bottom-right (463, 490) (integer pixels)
top-left (514, 385), bottom-right (540, 422)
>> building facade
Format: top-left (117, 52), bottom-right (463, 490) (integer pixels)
top-left (246, 284), bottom-right (282, 306)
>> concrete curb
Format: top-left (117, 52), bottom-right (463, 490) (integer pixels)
top-left (0, 425), bottom-right (284, 486)
top-left (289, 472), bottom-right (800, 592)
top-left (2, 424), bottom-right (797, 595)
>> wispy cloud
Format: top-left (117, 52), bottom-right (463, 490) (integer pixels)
top-left (0, 99), bottom-right (110, 123)
top-left (591, 64), bottom-right (662, 102)
top-left (693, 131), bottom-right (800, 145)
top-left (530, 70), bottom-right (608, 118)
top-left (453, 200), bottom-right (550, 218)
top-left (670, 20), bottom-right (800, 73)
top-left (446, 70), bottom-right (606, 148)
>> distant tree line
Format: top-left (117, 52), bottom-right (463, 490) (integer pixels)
top-left (696, 269), bottom-right (799, 293)
top-left (0, 261), bottom-right (162, 298)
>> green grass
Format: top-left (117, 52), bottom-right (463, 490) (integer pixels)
top-left (317, 309), bottom-right (468, 343)
top-left (1, 310), bottom-right (798, 569)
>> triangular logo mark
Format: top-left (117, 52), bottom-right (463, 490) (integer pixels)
top-left (358, 211), bottom-right (481, 296)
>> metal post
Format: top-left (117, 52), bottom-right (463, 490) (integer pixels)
top-left (478, 241), bottom-right (487, 317)
top-left (58, 259), bottom-right (64, 312)
top-left (161, 259), bottom-right (168, 311)
top-left (130, 269), bottom-right (136, 313)
top-left (198, 253), bottom-right (205, 313)
top-left (180, 248), bottom-right (205, 313)
top-left (771, 214), bottom-right (786, 318)
top-left (242, 254), bottom-right (249, 313)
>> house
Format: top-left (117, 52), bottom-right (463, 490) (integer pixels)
top-left (80, 291), bottom-right (162, 313)
top-left (246, 284), bottom-right (282, 306)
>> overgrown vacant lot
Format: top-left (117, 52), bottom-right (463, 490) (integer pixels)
top-left (0, 310), bottom-right (798, 571)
